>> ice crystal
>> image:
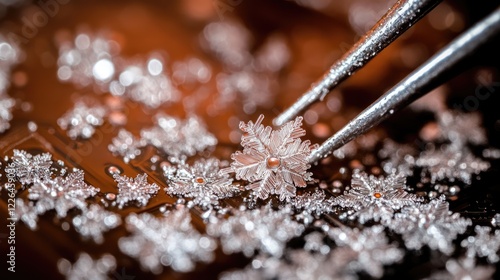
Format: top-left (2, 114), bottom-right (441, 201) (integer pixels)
top-left (389, 196), bottom-right (471, 255)
top-left (429, 257), bottom-right (495, 280)
top-left (108, 129), bottom-right (144, 163)
top-left (333, 170), bottom-right (422, 224)
top-left (28, 169), bottom-right (99, 217)
top-left (109, 56), bottom-right (180, 108)
top-left (113, 173), bottom-right (159, 208)
top-left (57, 102), bottom-right (106, 139)
top-left (461, 225), bottom-right (500, 263)
top-left (291, 190), bottom-right (334, 224)
top-left (72, 204), bottom-right (121, 244)
top-left (118, 209), bottom-right (216, 274)
top-left (437, 111), bottom-right (487, 146)
top-left (164, 158), bottom-right (239, 209)
top-left (15, 198), bottom-right (38, 230)
top-left (225, 115), bottom-right (317, 201)
top-left (140, 114), bottom-right (217, 161)
top-left (378, 139), bottom-right (417, 176)
top-left (206, 204), bottom-right (305, 257)
top-left (58, 253), bottom-right (116, 280)
top-left (0, 95), bottom-right (14, 133)
top-left (5, 149), bottom-right (53, 185)
top-left (416, 144), bottom-right (490, 184)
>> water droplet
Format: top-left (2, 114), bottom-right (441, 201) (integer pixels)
top-left (106, 165), bottom-right (122, 176)
top-left (105, 193), bottom-right (116, 201)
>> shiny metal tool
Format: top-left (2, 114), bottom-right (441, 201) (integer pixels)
top-left (273, 1), bottom-right (500, 164)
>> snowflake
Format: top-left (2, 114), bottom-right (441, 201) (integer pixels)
top-left (140, 114), bottom-right (217, 162)
top-left (333, 170), bottom-right (422, 224)
top-left (429, 257), bottom-right (495, 280)
top-left (328, 225), bottom-right (404, 278)
top-left (15, 198), bottom-right (39, 230)
top-left (164, 158), bottom-right (239, 209)
top-left (109, 56), bottom-right (180, 108)
top-left (118, 209), bottom-right (216, 274)
top-left (388, 196), bottom-right (471, 255)
top-left (58, 253), bottom-right (116, 280)
top-left (28, 169), bottom-right (99, 217)
top-left (416, 144), bottom-right (490, 184)
top-left (461, 225), bottom-right (500, 263)
top-left (72, 204), bottom-right (122, 244)
top-left (291, 190), bottom-right (334, 224)
top-left (0, 95), bottom-right (15, 133)
top-left (206, 204), bottom-right (305, 257)
top-left (113, 173), bottom-right (159, 208)
top-left (57, 102), bottom-right (106, 139)
top-left (5, 149), bottom-right (53, 185)
top-left (108, 129), bottom-right (144, 163)
top-left (437, 111), bottom-right (487, 146)
top-left (378, 139), bottom-right (417, 176)
top-left (224, 115), bottom-right (317, 201)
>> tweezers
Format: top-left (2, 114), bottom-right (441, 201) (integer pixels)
top-left (272, 0), bottom-right (500, 164)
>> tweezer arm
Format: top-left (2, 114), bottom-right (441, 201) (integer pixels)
top-left (308, 7), bottom-right (500, 164)
top-left (273, 0), bottom-right (442, 126)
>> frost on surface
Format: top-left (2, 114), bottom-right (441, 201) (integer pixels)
top-left (389, 196), bottom-right (471, 255)
top-left (57, 102), bottom-right (106, 139)
top-left (164, 158), bottom-right (239, 209)
top-left (225, 115), bottom-right (317, 201)
top-left (5, 149), bottom-right (53, 185)
top-left (113, 173), bottom-right (159, 209)
top-left (118, 209), bottom-right (216, 274)
top-left (333, 170), bottom-right (422, 223)
top-left (206, 204), bottom-right (305, 258)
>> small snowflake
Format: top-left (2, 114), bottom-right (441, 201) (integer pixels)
top-left (328, 225), bottom-right (404, 278)
top-left (58, 253), bottom-right (116, 280)
top-left (378, 139), bottom-right (417, 176)
top-left (224, 115), bottom-right (317, 201)
top-left (291, 190), bottom-right (334, 224)
top-left (164, 158), bottom-right (239, 209)
top-left (57, 102), bottom-right (106, 139)
top-left (113, 173), bottom-right (159, 208)
top-left (28, 169), bottom-right (99, 217)
top-left (461, 225), bottom-right (500, 263)
top-left (108, 129), bottom-right (144, 163)
top-left (437, 111), bottom-right (487, 146)
top-left (140, 114), bottom-right (217, 162)
top-left (72, 204), bottom-right (122, 244)
top-left (429, 257), bottom-right (495, 280)
top-left (206, 204), bottom-right (305, 257)
top-left (118, 209), bottom-right (216, 274)
top-left (389, 196), bottom-right (471, 255)
top-left (416, 144), bottom-right (490, 184)
top-left (0, 95), bottom-right (15, 133)
top-left (333, 170), bottom-right (422, 224)
top-left (5, 149), bottom-right (53, 185)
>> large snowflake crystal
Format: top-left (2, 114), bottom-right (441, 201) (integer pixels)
top-left (164, 158), bottom-right (239, 209)
top-left (5, 149), bottom-right (53, 185)
top-left (72, 204), bottom-right (122, 244)
top-left (113, 173), bottom-right (159, 208)
top-left (206, 204), bottom-right (305, 257)
top-left (389, 196), bottom-right (471, 255)
top-left (461, 225), bottom-right (500, 263)
top-left (118, 209), bottom-right (216, 274)
top-left (57, 102), bottom-right (106, 139)
top-left (225, 115), bottom-right (317, 201)
top-left (0, 95), bottom-right (15, 133)
top-left (328, 226), bottom-right (404, 278)
top-left (333, 170), bottom-right (422, 224)
top-left (58, 253), bottom-right (116, 280)
top-left (28, 169), bottom-right (99, 217)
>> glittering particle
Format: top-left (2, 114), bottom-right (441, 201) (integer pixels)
top-left (224, 115), bottom-right (317, 201)
top-left (429, 257), bottom-right (495, 280)
top-left (140, 114), bottom-right (217, 162)
top-left (291, 190), bottom-right (334, 225)
top-left (388, 196), bottom-right (471, 255)
top-left (164, 158), bottom-right (239, 210)
top-left (28, 169), bottom-right (99, 217)
top-left (328, 226), bottom-right (404, 278)
top-left (113, 173), bottom-right (159, 208)
top-left (5, 149), bottom-right (53, 185)
top-left (108, 129), bottom-right (144, 163)
top-left (333, 170), bottom-right (423, 224)
top-left (58, 253), bottom-right (116, 280)
top-left (0, 35), bottom-right (21, 94)
top-left (119, 209), bottom-right (216, 274)
top-left (0, 95), bottom-right (14, 133)
top-left (72, 204), bottom-right (122, 244)
top-left (57, 102), bottom-right (106, 139)
top-left (206, 204), bottom-right (305, 257)
top-left (461, 225), bottom-right (500, 263)
top-left (416, 144), bottom-right (490, 184)
top-left (492, 213), bottom-right (500, 227)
